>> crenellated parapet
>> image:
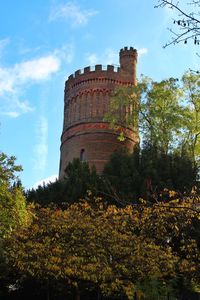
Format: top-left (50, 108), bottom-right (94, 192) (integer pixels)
top-left (59, 47), bottom-right (139, 178)
top-left (119, 46), bottom-right (137, 58)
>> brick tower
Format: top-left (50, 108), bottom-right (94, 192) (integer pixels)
top-left (59, 47), bottom-right (139, 179)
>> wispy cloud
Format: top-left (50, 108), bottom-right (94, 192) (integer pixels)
top-left (16, 55), bottom-right (60, 82)
top-left (138, 48), bottom-right (148, 57)
top-left (1, 111), bottom-right (20, 118)
top-left (0, 44), bottom-right (73, 118)
top-left (49, 2), bottom-right (98, 27)
top-left (0, 55), bottom-right (59, 117)
top-left (33, 116), bottom-right (48, 173)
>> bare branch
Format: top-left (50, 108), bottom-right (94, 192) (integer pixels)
top-left (155, 0), bottom-right (200, 47)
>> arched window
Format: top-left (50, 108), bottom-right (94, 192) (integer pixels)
top-left (80, 149), bottom-right (86, 161)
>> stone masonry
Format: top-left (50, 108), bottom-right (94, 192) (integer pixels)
top-left (59, 47), bottom-right (139, 179)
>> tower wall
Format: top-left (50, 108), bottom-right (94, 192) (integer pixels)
top-left (59, 47), bottom-right (139, 178)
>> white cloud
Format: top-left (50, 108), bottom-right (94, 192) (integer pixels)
top-left (0, 43), bottom-right (74, 117)
top-left (16, 55), bottom-right (60, 82)
top-left (32, 174), bottom-right (58, 189)
top-left (0, 94), bottom-right (34, 118)
top-left (138, 48), bottom-right (148, 57)
top-left (49, 2), bottom-right (98, 27)
top-left (1, 111), bottom-right (20, 118)
top-left (33, 116), bottom-right (48, 172)
top-left (0, 54), bottom-right (60, 97)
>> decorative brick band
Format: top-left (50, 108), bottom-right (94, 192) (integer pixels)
top-left (61, 122), bottom-right (136, 144)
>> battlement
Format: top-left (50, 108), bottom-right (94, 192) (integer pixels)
top-left (67, 64), bottom-right (120, 83)
top-left (120, 46), bottom-right (137, 54)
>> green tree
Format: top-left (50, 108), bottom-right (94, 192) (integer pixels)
top-left (105, 73), bottom-right (200, 169)
top-left (105, 76), bottom-right (185, 154)
top-left (0, 152), bottom-right (28, 238)
top-left (26, 179), bottom-right (68, 207)
top-left (180, 71), bottom-right (200, 168)
top-left (103, 147), bottom-right (197, 204)
top-left (0, 152), bottom-right (29, 297)
top-left (26, 158), bottom-right (100, 207)
top-left (64, 158), bottom-right (100, 203)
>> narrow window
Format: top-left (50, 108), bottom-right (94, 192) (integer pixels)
top-left (80, 149), bottom-right (86, 161)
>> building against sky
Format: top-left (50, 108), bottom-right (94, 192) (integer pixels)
top-left (0, 1), bottom-right (198, 189)
top-left (59, 47), bottom-right (139, 178)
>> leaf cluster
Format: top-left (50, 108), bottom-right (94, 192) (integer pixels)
top-left (6, 195), bottom-right (200, 299)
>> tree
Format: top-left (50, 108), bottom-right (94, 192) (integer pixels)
top-left (180, 71), bottom-right (200, 168)
top-left (103, 147), bottom-right (197, 205)
top-left (26, 159), bottom-right (100, 207)
top-left (155, 0), bottom-right (200, 48)
top-left (0, 152), bottom-right (28, 238)
top-left (26, 158), bottom-right (99, 207)
top-left (6, 195), bottom-right (200, 299)
top-left (26, 179), bottom-right (68, 207)
top-left (139, 77), bottom-right (184, 154)
top-left (105, 76), bottom-right (185, 154)
top-left (105, 72), bottom-right (200, 168)
top-left (64, 158), bottom-right (100, 203)
top-left (0, 152), bottom-right (29, 298)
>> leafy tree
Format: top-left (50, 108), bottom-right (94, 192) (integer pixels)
top-left (103, 147), bottom-right (197, 204)
top-left (155, 0), bottom-right (200, 48)
top-left (102, 148), bottom-right (141, 204)
top-left (105, 76), bottom-right (185, 154)
top-left (105, 72), bottom-right (200, 169)
top-left (0, 152), bottom-right (29, 297)
top-left (64, 158), bottom-right (100, 203)
top-left (180, 71), bottom-right (200, 168)
top-left (26, 179), bottom-right (68, 207)
top-left (139, 77), bottom-right (184, 153)
top-left (0, 152), bottom-right (28, 238)
top-left (6, 195), bottom-right (200, 299)
top-left (26, 158), bottom-right (100, 207)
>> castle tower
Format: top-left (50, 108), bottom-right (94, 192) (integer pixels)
top-left (59, 47), bottom-right (139, 179)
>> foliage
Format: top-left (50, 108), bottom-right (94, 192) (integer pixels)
top-left (103, 147), bottom-right (198, 205)
top-left (26, 158), bottom-right (100, 207)
top-left (6, 194), bottom-right (200, 299)
top-left (105, 72), bottom-right (200, 168)
top-left (0, 152), bottom-right (28, 238)
top-left (0, 152), bottom-right (22, 185)
top-left (0, 152), bottom-right (29, 298)
top-left (180, 71), bottom-right (200, 167)
top-left (26, 179), bottom-right (67, 207)
top-left (64, 158), bottom-right (100, 203)
top-left (155, 0), bottom-right (200, 48)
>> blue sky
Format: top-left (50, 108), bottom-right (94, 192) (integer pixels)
top-left (0, 0), bottom-right (198, 189)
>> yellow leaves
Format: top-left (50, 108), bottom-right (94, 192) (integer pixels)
top-left (6, 193), bottom-right (200, 297)
top-left (169, 190), bottom-right (177, 198)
